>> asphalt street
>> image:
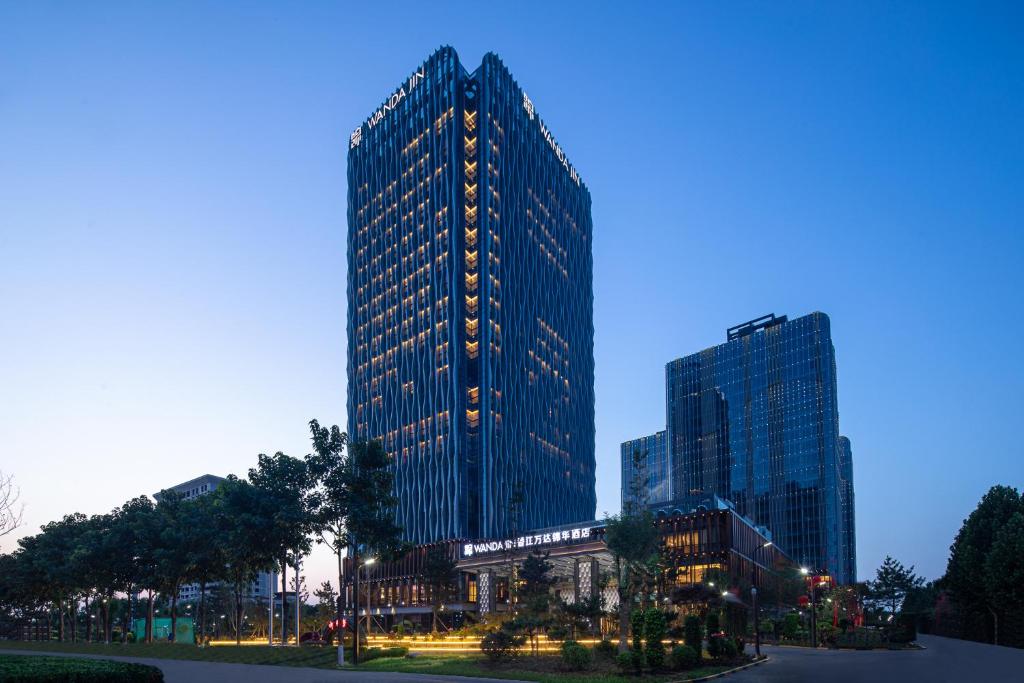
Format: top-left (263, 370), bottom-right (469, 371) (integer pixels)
top-left (734, 634), bottom-right (1024, 682)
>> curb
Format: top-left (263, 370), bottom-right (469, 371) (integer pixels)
top-left (669, 656), bottom-right (769, 683)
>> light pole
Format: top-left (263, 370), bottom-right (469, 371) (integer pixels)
top-left (363, 558), bottom-right (376, 648)
top-left (752, 541), bottom-right (772, 658)
top-left (800, 567), bottom-right (818, 648)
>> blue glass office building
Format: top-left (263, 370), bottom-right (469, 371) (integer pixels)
top-left (621, 431), bottom-right (670, 509)
top-left (624, 313), bottom-right (855, 584)
top-left (347, 47), bottom-right (596, 545)
top-left (838, 436), bottom-right (856, 584)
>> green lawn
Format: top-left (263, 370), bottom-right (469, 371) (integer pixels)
top-left (358, 653), bottom-right (736, 682)
top-left (0, 642), bottom-right (739, 681)
top-left (0, 641), bottom-right (342, 668)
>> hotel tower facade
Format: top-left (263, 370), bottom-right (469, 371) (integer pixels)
top-left (346, 47), bottom-right (596, 546)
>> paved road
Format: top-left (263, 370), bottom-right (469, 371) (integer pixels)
top-left (0, 649), bottom-right (526, 683)
top-left (735, 634), bottom-right (1024, 682)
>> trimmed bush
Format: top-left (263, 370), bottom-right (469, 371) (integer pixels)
top-left (888, 614), bottom-right (917, 644)
top-left (561, 642), bottom-right (592, 671)
top-left (629, 649), bottom-right (646, 673)
top-left (782, 613), bottom-right (800, 640)
top-left (630, 609), bottom-right (645, 652)
top-left (0, 655), bottom-right (164, 682)
top-left (684, 615), bottom-right (702, 656)
top-left (706, 611), bottom-right (721, 635)
top-left (547, 625), bottom-right (569, 642)
top-left (615, 651), bottom-right (633, 674)
top-left (643, 609), bottom-right (667, 669)
top-left (707, 633), bottom-right (723, 659)
top-left (594, 639), bottom-right (616, 659)
top-left (719, 637), bottom-right (738, 660)
top-left (480, 629), bottom-right (524, 662)
top-left (670, 644), bottom-right (699, 670)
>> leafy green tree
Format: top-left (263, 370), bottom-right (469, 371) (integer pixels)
top-left (983, 511), bottom-right (1024, 646)
top-left (511, 550), bottom-right (555, 654)
top-left (306, 434), bottom-right (405, 663)
top-left (311, 581), bottom-right (338, 634)
top-left (556, 593), bottom-right (604, 640)
top-left (606, 448), bottom-right (660, 652)
top-left (213, 477), bottom-right (277, 644)
top-left (150, 491), bottom-right (196, 643)
top-left (866, 556), bottom-right (924, 617)
top-left (184, 492), bottom-right (227, 644)
top-left (944, 485), bottom-right (1024, 645)
top-left (249, 452), bottom-right (315, 645)
top-left (305, 420), bottom-right (349, 626)
top-left (421, 545), bottom-right (458, 633)
top-left (23, 514), bottom-right (88, 641)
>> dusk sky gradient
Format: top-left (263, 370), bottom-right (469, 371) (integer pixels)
top-left (1, 1), bottom-right (1022, 590)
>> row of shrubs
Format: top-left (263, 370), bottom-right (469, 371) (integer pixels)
top-left (0, 655), bottom-right (164, 682)
top-left (360, 646), bottom-right (409, 661)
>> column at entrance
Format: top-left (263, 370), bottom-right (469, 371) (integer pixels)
top-left (478, 570), bottom-right (496, 615)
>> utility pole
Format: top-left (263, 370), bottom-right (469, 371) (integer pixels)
top-left (295, 555), bottom-right (302, 646)
top-left (268, 571), bottom-right (275, 646)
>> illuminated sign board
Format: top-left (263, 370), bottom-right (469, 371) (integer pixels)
top-left (462, 525), bottom-right (596, 558)
top-left (522, 91), bottom-right (581, 186)
top-left (350, 66), bottom-right (427, 149)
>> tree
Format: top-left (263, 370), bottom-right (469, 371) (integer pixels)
top-left (944, 485), bottom-right (1024, 645)
top-left (307, 434), bottom-right (405, 664)
top-left (311, 581), bottom-right (338, 635)
top-left (213, 477), bottom-right (277, 645)
top-left (866, 556), bottom-right (924, 617)
top-left (983, 512), bottom-right (1024, 647)
top-left (249, 452), bottom-right (315, 645)
top-left (512, 550), bottom-right (555, 654)
top-left (150, 492), bottom-right (195, 643)
top-left (305, 420), bottom-right (350, 638)
top-left (421, 545), bottom-right (458, 633)
top-left (605, 448), bottom-right (660, 652)
top-left (184, 493), bottom-right (227, 645)
top-left (0, 470), bottom-right (25, 541)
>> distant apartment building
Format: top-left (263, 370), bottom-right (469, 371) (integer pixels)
top-left (621, 312), bottom-right (856, 584)
top-left (155, 474), bottom-right (275, 602)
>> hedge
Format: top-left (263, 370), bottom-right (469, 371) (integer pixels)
top-left (0, 655), bottom-right (164, 682)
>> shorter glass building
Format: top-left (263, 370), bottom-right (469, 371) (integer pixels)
top-left (341, 505), bottom-right (792, 633)
top-left (622, 312), bottom-right (856, 584)
top-left (621, 430), bottom-right (669, 508)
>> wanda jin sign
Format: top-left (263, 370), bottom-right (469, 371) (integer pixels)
top-left (462, 526), bottom-right (594, 558)
top-left (350, 66), bottom-right (426, 149)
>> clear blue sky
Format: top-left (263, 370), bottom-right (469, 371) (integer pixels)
top-left (1, 2), bottom-right (1021, 588)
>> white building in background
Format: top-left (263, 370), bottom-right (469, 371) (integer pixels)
top-left (155, 474), bottom-right (276, 603)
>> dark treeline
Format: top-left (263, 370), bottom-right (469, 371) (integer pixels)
top-left (912, 485), bottom-right (1024, 648)
top-left (0, 419), bottom-right (403, 647)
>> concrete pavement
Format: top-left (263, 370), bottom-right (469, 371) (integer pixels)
top-left (733, 634), bottom-right (1024, 682)
top-left (0, 649), bottom-right (527, 683)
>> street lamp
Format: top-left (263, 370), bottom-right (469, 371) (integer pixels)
top-left (363, 558), bottom-right (377, 648)
top-left (800, 568), bottom-right (819, 648)
top-left (752, 541), bottom-right (772, 658)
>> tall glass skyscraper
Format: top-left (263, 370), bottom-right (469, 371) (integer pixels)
top-left (347, 47), bottom-right (596, 545)
top-left (838, 436), bottom-right (856, 584)
top-left (623, 312), bottom-right (855, 584)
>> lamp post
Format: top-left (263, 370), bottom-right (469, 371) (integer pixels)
top-left (363, 558), bottom-right (376, 647)
top-left (800, 567), bottom-right (818, 648)
top-left (752, 541), bottom-right (772, 658)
